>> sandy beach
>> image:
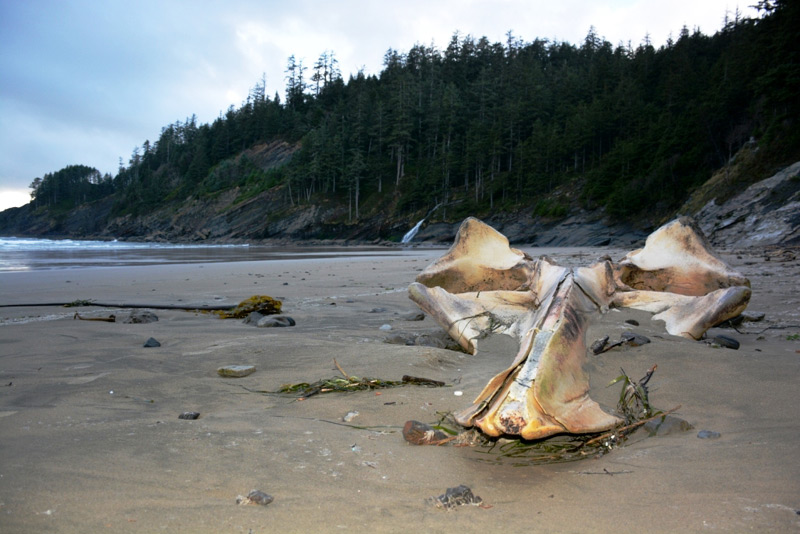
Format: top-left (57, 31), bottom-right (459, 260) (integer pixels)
top-left (0, 246), bottom-right (798, 533)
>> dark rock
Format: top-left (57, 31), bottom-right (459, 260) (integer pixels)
top-left (590, 336), bottom-right (610, 355)
top-left (625, 319), bottom-right (640, 326)
top-left (621, 331), bottom-right (651, 347)
top-left (123, 310), bottom-right (159, 324)
top-left (237, 489), bottom-right (274, 506)
top-left (712, 335), bottom-right (740, 349)
top-left (369, 307), bottom-right (387, 313)
top-left (643, 415), bottom-right (694, 437)
top-left (428, 485), bottom-right (483, 509)
top-left (178, 412), bottom-right (200, 420)
top-left (143, 337), bottom-right (161, 348)
top-left (256, 315), bottom-right (295, 327)
top-left (697, 430), bottom-right (721, 439)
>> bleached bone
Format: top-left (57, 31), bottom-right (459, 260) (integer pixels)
top-left (409, 216), bottom-right (750, 439)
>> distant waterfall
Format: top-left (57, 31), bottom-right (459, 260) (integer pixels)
top-left (401, 219), bottom-right (425, 244)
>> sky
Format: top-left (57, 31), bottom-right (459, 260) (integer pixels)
top-left (0, 0), bottom-right (757, 211)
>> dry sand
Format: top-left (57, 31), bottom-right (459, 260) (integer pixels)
top-left (0, 247), bottom-right (798, 533)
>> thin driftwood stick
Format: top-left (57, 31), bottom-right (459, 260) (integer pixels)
top-left (73, 312), bottom-right (116, 322)
top-left (333, 358), bottom-right (350, 379)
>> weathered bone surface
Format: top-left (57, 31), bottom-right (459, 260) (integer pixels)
top-left (408, 216), bottom-right (750, 439)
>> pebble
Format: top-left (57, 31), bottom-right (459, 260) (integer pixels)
top-left (123, 310), bottom-right (159, 324)
top-left (621, 331), bottom-right (650, 347)
top-left (256, 315), bottom-right (296, 327)
top-left (712, 335), bottom-right (740, 350)
top-left (379, 324), bottom-right (392, 331)
top-left (624, 319), bottom-right (640, 326)
top-left (697, 430), bottom-right (721, 439)
top-left (398, 310), bottom-right (425, 321)
top-left (143, 337), bottom-right (161, 348)
top-left (178, 412), bottom-right (200, 420)
top-left (236, 490), bottom-right (274, 506)
top-left (428, 485), bottom-right (484, 509)
top-left (217, 365), bottom-right (256, 378)
top-left (343, 411), bottom-right (359, 423)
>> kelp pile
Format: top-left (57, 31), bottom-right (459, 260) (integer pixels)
top-left (443, 365), bottom-right (678, 466)
top-left (277, 360), bottom-right (445, 399)
top-left (216, 295), bottom-right (281, 319)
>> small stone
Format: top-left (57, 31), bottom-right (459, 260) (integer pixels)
top-left (122, 310), bottom-right (159, 324)
top-left (428, 485), bottom-right (483, 509)
top-left (712, 335), bottom-right (740, 350)
top-left (624, 319), bottom-right (640, 326)
top-left (621, 331), bottom-right (650, 347)
top-left (399, 310), bottom-right (425, 321)
top-left (236, 490), bottom-right (274, 506)
top-left (343, 411), bottom-right (359, 423)
top-left (217, 365), bottom-right (256, 378)
top-left (242, 311), bottom-right (265, 325)
top-left (590, 336), bottom-right (609, 354)
top-left (403, 420), bottom-right (450, 445)
top-left (143, 337), bottom-right (161, 348)
top-left (370, 307), bottom-right (387, 313)
top-left (178, 412), bottom-right (200, 420)
top-left (379, 324), bottom-right (392, 331)
top-left (697, 430), bottom-right (721, 439)
top-left (256, 315), bottom-right (296, 327)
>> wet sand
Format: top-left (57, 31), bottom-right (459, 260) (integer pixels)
top-left (0, 248), bottom-right (798, 533)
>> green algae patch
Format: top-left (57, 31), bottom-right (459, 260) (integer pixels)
top-left (217, 295), bottom-right (281, 319)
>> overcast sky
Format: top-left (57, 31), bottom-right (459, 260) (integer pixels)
top-left (0, 0), bottom-right (756, 211)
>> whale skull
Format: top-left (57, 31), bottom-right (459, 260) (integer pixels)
top-left (408, 217), bottom-right (750, 440)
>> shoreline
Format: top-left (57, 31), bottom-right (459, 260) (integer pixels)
top-left (1, 250), bottom-right (798, 532)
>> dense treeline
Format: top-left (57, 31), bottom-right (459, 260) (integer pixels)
top-left (31, 0), bottom-right (800, 225)
top-left (29, 165), bottom-right (113, 210)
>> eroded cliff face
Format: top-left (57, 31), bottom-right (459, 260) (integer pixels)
top-left (692, 161), bottom-right (800, 248)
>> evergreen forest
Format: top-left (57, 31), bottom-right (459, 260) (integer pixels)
top-left (20, 1), bottom-right (800, 237)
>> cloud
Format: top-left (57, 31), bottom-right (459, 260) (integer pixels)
top-left (0, 0), bottom-right (757, 193)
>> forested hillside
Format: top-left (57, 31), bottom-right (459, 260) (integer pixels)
top-left (3, 0), bottom-right (798, 242)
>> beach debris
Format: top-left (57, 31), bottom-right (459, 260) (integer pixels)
top-left (379, 324), bottom-right (392, 331)
top-left (218, 365), bottom-right (256, 378)
top-left (401, 375), bottom-right (446, 387)
top-left (217, 295), bottom-right (281, 319)
top-left (710, 334), bottom-right (740, 349)
top-left (122, 310), bottom-right (158, 324)
top-left (277, 360), bottom-right (445, 398)
top-left (403, 420), bottom-right (452, 445)
top-left (697, 430), bottom-right (722, 439)
top-left (73, 312), bottom-right (116, 322)
top-left (343, 411), bottom-right (360, 423)
top-left (409, 217), bottom-right (750, 440)
top-left (236, 490), bottom-right (274, 506)
top-left (256, 315), bottom-right (295, 327)
top-left (178, 411), bottom-right (200, 420)
top-left (143, 337), bottom-right (161, 348)
top-left (427, 485), bottom-right (484, 509)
